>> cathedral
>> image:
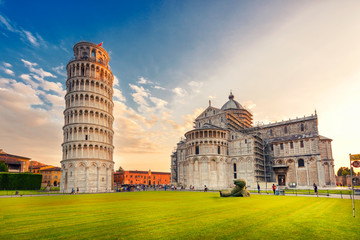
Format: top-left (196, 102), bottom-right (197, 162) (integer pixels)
top-left (170, 92), bottom-right (336, 190)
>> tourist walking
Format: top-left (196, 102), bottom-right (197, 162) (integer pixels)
top-left (272, 184), bottom-right (276, 195)
top-left (313, 183), bottom-right (318, 196)
top-left (257, 183), bottom-right (260, 194)
top-left (76, 187), bottom-right (79, 194)
top-left (204, 185), bottom-right (208, 192)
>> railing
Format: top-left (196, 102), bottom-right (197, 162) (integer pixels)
top-left (68, 57), bottom-right (112, 70)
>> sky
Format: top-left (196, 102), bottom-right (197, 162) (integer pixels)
top-left (0, 0), bottom-right (359, 172)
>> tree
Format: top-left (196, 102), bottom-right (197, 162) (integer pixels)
top-left (116, 166), bottom-right (124, 172)
top-left (0, 161), bottom-right (8, 172)
top-left (337, 167), bottom-right (350, 176)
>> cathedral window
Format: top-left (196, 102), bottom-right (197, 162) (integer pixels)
top-left (233, 163), bottom-right (237, 172)
top-left (280, 143), bottom-right (283, 150)
top-left (290, 142), bottom-right (294, 149)
top-left (234, 173), bottom-right (237, 179)
top-left (270, 130), bottom-right (273, 136)
top-left (209, 120), bottom-right (211, 124)
top-left (245, 139), bottom-right (247, 144)
top-left (301, 123), bottom-right (304, 131)
top-left (271, 144), bottom-right (273, 151)
top-left (221, 117), bottom-right (223, 122)
top-left (298, 159), bottom-right (305, 167)
top-left (284, 126), bottom-right (288, 134)
top-left (300, 141), bottom-right (304, 148)
top-left (218, 146), bottom-right (221, 154)
top-left (195, 146), bottom-right (199, 155)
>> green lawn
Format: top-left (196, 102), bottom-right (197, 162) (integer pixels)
top-left (1, 191), bottom-right (359, 239)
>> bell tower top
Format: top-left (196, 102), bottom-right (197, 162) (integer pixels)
top-left (73, 41), bottom-right (110, 67)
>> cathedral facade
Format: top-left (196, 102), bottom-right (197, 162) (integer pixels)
top-left (171, 93), bottom-right (336, 190)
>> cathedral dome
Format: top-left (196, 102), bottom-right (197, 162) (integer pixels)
top-left (221, 92), bottom-right (244, 110)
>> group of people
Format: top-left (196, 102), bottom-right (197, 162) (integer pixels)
top-left (70, 187), bottom-right (79, 194)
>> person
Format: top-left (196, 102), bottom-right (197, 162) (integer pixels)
top-left (275, 185), bottom-right (279, 195)
top-left (71, 188), bottom-right (75, 194)
top-left (313, 183), bottom-right (318, 196)
top-left (165, 185), bottom-right (167, 191)
top-left (257, 183), bottom-right (260, 194)
top-left (192, 186), bottom-right (195, 190)
top-left (272, 184), bottom-right (276, 195)
top-left (204, 185), bottom-right (208, 192)
top-left (77, 187), bottom-right (79, 194)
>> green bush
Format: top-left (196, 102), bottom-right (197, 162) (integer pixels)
top-left (0, 173), bottom-right (42, 190)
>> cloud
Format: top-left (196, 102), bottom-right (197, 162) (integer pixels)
top-left (21, 59), bottom-right (56, 79)
top-left (52, 64), bottom-right (67, 77)
top-left (0, 14), bottom-right (45, 47)
top-left (172, 87), bottom-right (187, 97)
top-left (154, 85), bottom-right (166, 90)
top-left (0, 77), bottom-right (63, 167)
top-left (113, 75), bottom-right (120, 87)
top-left (2, 68), bottom-right (14, 76)
top-left (188, 81), bottom-right (203, 88)
top-left (129, 84), bottom-right (150, 109)
top-left (242, 100), bottom-right (257, 110)
top-left (138, 76), bottom-right (153, 85)
top-left (23, 30), bottom-right (38, 47)
top-left (114, 88), bottom-right (126, 102)
top-left (3, 62), bottom-right (12, 68)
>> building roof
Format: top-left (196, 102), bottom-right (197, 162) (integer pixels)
top-left (0, 149), bottom-right (31, 161)
top-left (41, 167), bottom-right (61, 171)
top-left (319, 135), bottom-right (332, 141)
top-left (221, 92), bottom-right (244, 110)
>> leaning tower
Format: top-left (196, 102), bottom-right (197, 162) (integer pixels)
top-left (60, 42), bottom-right (114, 193)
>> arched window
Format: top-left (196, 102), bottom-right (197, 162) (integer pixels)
top-left (218, 146), bottom-right (221, 154)
top-left (233, 163), bottom-right (237, 172)
top-left (195, 146), bottom-right (199, 155)
top-left (284, 126), bottom-right (288, 134)
top-left (298, 159), bottom-right (305, 167)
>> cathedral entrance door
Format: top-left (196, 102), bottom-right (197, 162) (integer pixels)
top-left (278, 175), bottom-right (286, 186)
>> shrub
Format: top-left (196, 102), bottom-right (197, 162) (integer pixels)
top-left (0, 173), bottom-right (42, 190)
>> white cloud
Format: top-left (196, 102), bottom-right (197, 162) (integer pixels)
top-left (3, 62), bottom-right (12, 68)
top-left (113, 75), bottom-right (120, 87)
top-left (23, 30), bottom-right (39, 47)
top-left (129, 83), bottom-right (150, 110)
top-left (138, 76), bottom-right (153, 85)
top-left (154, 85), bottom-right (166, 90)
top-left (52, 64), bottom-right (66, 77)
top-left (0, 14), bottom-right (44, 47)
top-left (188, 81), bottom-right (203, 88)
top-left (3, 68), bottom-right (14, 76)
top-left (21, 59), bottom-right (56, 79)
top-left (150, 96), bottom-right (168, 109)
top-left (114, 88), bottom-right (126, 102)
top-left (172, 87), bottom-right (187, 97)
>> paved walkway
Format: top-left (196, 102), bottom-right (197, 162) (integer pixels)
top-left (1, 190), bottom-right (360, 200)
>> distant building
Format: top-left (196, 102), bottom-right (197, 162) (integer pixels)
top-left (114, 171), bottom-right (124, 186)
top-left (40, 167), bottom-right (61, 187)
top-left (0, 149), bottom-right (31, 172)
top-left (121, 170), bottom-right (171, 185)
top-left (171, 92), bottom-right (336, 189)
top-left (30, 162), bottom-right (61, 187)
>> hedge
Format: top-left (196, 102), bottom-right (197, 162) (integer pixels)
top-left (0, 173), bottom-right (42, 190)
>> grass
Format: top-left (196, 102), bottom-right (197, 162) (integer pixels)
top-left (1, 191), bottom-right (359, 239)
top-left (249, 189), bottom-right (354, 195)
top-left (0, 190), bottom-right (63, 196)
